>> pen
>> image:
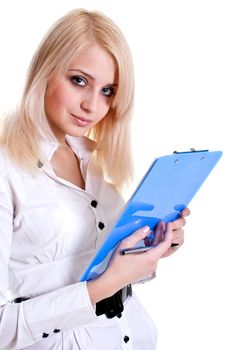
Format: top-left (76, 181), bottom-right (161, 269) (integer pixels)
top-left (120, 243), bottom-right (179, 255)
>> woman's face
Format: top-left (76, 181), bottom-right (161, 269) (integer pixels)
top-left (45, 44), bottom-right (117, 142)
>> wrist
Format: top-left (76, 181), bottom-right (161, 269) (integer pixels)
top-left (87, 273), bottom-right (120, 305)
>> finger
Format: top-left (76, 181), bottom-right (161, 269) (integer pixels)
top-left (144, 221), bottom-right (165, 246)
top-left (153, 221), bottom-right (166, 245)
top-left (181, 208), bottom-right (191, 217)
top-left (148, 222), bottom-right (173, 257)
top-left (171, 217), bottom-right (186, 230)
top-left (171, 225), bottom-right (184, 240)
top-left (121, 226), bottom-right (150, 248)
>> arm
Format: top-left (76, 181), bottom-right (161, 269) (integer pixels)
top-left (0, 175), bottom-right (97, 350)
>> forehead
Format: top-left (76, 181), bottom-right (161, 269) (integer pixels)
top-left (68, 45), bottom-right (117, 84)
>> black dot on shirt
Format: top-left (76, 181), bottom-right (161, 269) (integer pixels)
top-left (53, 329), bottom-right (60, 333)
top-left (42, 333), bottom-right (49, 338)
top-left (124, 335), bottom-right (130, 343)
top-left (98, 222), bottom-right (105, 230)
top-left (91, 200), bottom-right (98, 208)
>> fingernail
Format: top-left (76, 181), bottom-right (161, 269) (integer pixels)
top-left (142, 226), bottom-right (150, 234)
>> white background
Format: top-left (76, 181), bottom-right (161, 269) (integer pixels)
top-left (0, 1), bottom-right (232, 349)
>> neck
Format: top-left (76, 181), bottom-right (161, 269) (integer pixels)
top-left (58, 141), bottom-right (70, 149)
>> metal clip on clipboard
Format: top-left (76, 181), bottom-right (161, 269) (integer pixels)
top-left (173, 148), bottom-right (209, 154)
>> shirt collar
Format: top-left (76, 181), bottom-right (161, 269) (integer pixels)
top-left (40, 135), bottom-right (97, 163)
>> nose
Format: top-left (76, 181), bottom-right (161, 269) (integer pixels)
top-left (80, 90), bottom-right (98, 113)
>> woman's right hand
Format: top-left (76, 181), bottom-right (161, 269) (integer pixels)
top-left (87, 222), bottom-right (173, 305)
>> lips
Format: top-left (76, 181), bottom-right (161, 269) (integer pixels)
top-left (71, 114), bottom-right (92, 127)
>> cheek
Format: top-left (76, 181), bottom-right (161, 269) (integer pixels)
top-left (97, 100), bottom-right (112, 120)
top-left (46, 84), bottom-right (75, 111)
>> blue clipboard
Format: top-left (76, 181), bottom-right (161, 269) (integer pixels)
top-left (80, 149), bottom-right (222, 281)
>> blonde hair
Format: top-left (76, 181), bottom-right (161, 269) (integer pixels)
top-left (0, 9), bottom-right (134, 192)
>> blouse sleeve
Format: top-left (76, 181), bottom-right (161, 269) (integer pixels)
top-left (0, 172), bottom-right (98, 349)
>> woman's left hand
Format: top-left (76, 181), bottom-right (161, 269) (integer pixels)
top-left (152, 208), bottom-right (191, 258)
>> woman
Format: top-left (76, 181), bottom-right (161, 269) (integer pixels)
top-left (0, 9), bottom-right (189, 349)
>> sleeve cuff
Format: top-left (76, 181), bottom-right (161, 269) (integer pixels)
top-left (23, 281), bottom-right (98, 340)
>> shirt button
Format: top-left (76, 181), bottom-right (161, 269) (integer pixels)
top-left (53, 329), bottom-right (60, 333)
top-left (42, 333), bottom-right (49, 338)
top-left (37, 160), bottom-right (43, 168)
top-left (91, 200), bottom-right (98, 208)
top-left (124, 335), bottom-right (130, 343)
top-left (98, 222), bottom-right (105, 230)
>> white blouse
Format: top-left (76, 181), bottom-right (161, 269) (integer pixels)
top-left (0, 136), bottom-right (157, 350)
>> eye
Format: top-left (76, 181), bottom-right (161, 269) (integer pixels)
top-left (102, 86), bottom-right (115, 97)
top-left (70, 75), bottom-right (87, 86)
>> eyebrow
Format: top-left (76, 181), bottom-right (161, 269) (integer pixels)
top-left (68, 69), bottom-right (118, 87)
